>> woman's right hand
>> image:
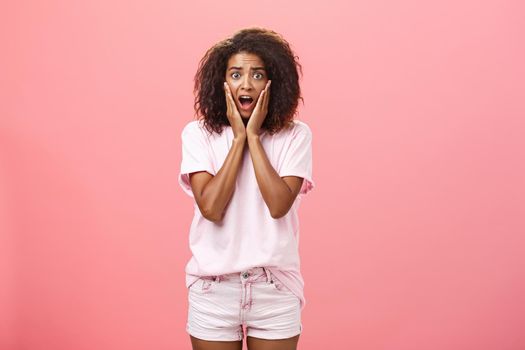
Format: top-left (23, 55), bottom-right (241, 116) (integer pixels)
top-left (224, 82), bottom-right (247, 140)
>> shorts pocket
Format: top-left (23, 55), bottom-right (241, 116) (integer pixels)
top-left (269, 278), bottom-right (293, 294)
top-left (188, 279), bottom-right (200, 291)
top-left (189, 276), bottom-right (218, 294)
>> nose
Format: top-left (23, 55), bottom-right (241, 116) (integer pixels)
top-left (240, 75), bottom-right (254, 91)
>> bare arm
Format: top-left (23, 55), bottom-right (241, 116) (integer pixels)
top-left (243, 80), bottom-right (303, 218)
top-left (190, 135), bottom-right (246, 222)
top-left (189, 81), bottom-right (251, 222)
top-left (247, 134), bottom-right (304, 219)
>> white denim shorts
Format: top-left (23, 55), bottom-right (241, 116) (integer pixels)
top-left (186, 267), bottom-right (302, 341)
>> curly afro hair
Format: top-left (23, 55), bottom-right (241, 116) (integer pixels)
top-left (193, 27), bottom-right (304, 136)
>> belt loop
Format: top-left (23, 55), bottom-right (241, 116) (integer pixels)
top-left (264, 267), bottom-right (272, 283)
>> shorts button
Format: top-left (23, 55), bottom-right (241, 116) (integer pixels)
top-left (242, 272), bottom-right (249, 279)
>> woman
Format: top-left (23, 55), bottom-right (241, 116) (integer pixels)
top-left (179, 27), bottom-right (315, 350)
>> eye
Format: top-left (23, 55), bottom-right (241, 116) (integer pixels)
top-left (231, 72), bottom-right (240, 79)
top-left (254, 72), bottom-right (264, 79)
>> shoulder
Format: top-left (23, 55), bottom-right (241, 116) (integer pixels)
top-left (181, 119), bottom-right (212, 141)
top-left (289, 120), bottom-right (312, 139)
top-left (181, 120), bottom-right (203, 135)
top-left (181, 120), bottom-right (228, 141)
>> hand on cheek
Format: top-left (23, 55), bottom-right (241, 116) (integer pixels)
top-left (247, 80), bottom-right (271, 137)
top-left (224, 82), bottom-right (247, 139)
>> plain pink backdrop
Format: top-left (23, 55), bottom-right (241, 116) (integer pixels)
top-left (1, 0), bottom-right (524, 349)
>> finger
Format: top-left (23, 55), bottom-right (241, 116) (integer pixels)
top-left (225, 82), bottom-right (241, 117)
top-left (252, 90), bottom-right (264, 115)
top-left (224, 83), bottom-right (231, 114)
top-left (224, 82), bottom-right (231, 102)
top-left (260, 80), bottom-right (270, 109)
top-left (225, 84), bottom-right (234, 117)
top-left (264, 80), bottom-right (271, 111)
top-left (224, 83), bottom-right (234, 112)
top-left (254, 88), bottom-right (265, 112)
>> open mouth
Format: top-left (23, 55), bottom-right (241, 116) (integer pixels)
top-left (238, 95), bottom-right (254, 110)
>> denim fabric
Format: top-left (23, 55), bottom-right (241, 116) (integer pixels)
top-left (187, 267), bottom-right (302, 341)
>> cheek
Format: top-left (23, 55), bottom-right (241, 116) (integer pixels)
top-left (258, 81), bottom-right (269, 91)
top-left (226, 80), bottom-right (238, 90)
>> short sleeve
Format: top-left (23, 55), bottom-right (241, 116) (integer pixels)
top-left (278, 123), bottom-right (315, 195)
top-left (178, 121), bottom-right (215, 198)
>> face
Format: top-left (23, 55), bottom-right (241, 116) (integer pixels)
top-left (225, 51), bottom-right (269, 119)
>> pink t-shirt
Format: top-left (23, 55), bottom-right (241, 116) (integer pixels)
top-left (178, 119), bottom-right (315, 310)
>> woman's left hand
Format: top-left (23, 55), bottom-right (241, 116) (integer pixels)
top-left (246, 80), bottom-right (271, 137)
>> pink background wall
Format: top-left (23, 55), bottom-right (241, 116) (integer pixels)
top-left (1, 0), bottom-right (524, 349)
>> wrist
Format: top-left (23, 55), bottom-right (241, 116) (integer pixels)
top-left (246, 132), bottom-right (260, 141)
top-left (233, 134), bottom-right (247, 143)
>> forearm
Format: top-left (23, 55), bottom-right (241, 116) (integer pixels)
top-left (247, 134), bottom-right (293, 218)
top-left (200, 136), bottom-right (246, 221)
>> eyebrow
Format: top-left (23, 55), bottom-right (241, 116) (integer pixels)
top-left (228, 66), bottom-right (266, 71)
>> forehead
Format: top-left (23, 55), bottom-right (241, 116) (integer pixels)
top-left (227, 52), bottom-right (265, 67)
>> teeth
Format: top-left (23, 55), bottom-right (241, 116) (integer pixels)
top-left (239, 96), bottom-right (253, 107)
top-left (239, 96), bottom-right (253, 105)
